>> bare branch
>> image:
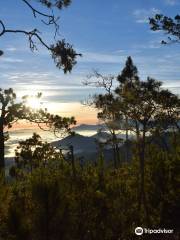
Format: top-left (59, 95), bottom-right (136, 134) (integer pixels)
top-left (0, 20), bottom-right (5, 36)
top-left (83, 69), bottom-right (115, 95)
top-left (0, 1), bottom-right (81, 73)
top-left (22, 0), bottom-right (60, 38)
top-left (1, 23), bottom-right (50, 51)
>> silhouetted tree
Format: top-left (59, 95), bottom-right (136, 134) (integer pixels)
top-left (117, 56), bottom-right (139, 85)
top-left (0, 88), bottom-right (76, 174)
top-left (117, 74), bottom-right (180, 224)
top-left (0, 0), bottom-right (81, 73)
top-left (149, 14), bottom-right (180, 44)
top-left (1, 137), bottom-right (180, 239)
top-left (95, 94), bottom-right (122, 168)
top-left (83, 70), bottom-right (122, 167)
top-left (116, 56), bottom-right (140, 161)
top-left (86, 57), bottom-right (180, 225)
top-left (0, 88), bottom-right (25, 171)
top-left (12, 133), bottom-right (62, 175)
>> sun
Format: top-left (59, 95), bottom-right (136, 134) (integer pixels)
top-left (26, 96), bottom-right (42, 110)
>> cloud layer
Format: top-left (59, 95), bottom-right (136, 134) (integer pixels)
top-left (133, 8), bottom-right (160, 23)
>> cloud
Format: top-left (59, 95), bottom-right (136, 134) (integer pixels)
top-left (133, 39), bottom-right (162, 49)
top-left (1, 70), bottom-right (86, 89)
top-left (165, 0), bottom-right (179, 5)
top-left (79, 52), bottom-right (126, 64)
top-left (0, 57), bottom-right (23, 63)
top-left (133, 8), bottom-right (160, 23)
top-left (6, 47), bottom-right (17, 52)
top-left (114, 49), bottom-right (126, 54)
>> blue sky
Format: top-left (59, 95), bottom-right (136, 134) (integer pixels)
top-left (0, 0), bottom-right (180, 124)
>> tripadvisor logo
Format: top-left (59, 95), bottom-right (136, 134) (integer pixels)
top-left (135, 227), bottom-right (143, 235)
top-left (135, 227), bottom-right (174, 235)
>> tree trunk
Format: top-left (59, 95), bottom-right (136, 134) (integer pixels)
top-left (125, 116), bottom-right (129, 161)
top-left (112, 131), bottom-right (118, 168)
top-left (112, 143), bottom-right (117, 168)
top-left (139, 131), bottom-right (145, 211)
top-left (0, 119), bottom-right (5, 172)
top-left (138, 125), bottom-right (150, 224)
top-left (115, 142), bottom-right (120, 166)
top-left (69, 145), bottom-right (76, 177)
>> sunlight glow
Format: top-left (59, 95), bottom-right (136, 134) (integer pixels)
top-left (25, 96), bottom-right (42, 110)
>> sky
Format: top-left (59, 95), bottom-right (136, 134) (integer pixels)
top-left (0, 0), bottom-right (180, 126)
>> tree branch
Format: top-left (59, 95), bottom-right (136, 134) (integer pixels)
top-left (22, 0), bottom-right (60, 38)
top-left (0, 20), bottom-right (5, 36)
top-left (4, 28), bottom-right (50, 50)
top-left (0, 1), bottom-right (81, 73)
top-left (84, 70), bottom-right (115, 95)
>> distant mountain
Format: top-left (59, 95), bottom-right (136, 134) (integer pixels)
top-left (52, 134), bottom-right (98, 155)
top-left (92, 131), bottom-right (111, 139)
top-left (92, 131), bottom-right (111, 143)
top-left (52, 132), bottom-right (131, 163)
top-left (72, 124), bottom-right (106, 132)
top-left (52, 132), bottom-right (113, 152)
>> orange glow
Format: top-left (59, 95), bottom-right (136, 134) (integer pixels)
top-left (9, 103), bottom-right (98, 131)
